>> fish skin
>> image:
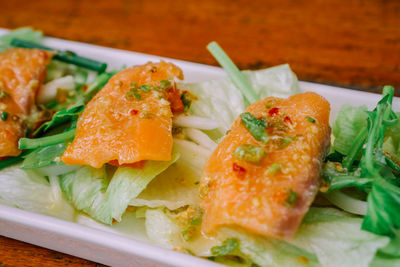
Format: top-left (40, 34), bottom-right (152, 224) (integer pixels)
top-left (200, 92), bottom-right (331, 240)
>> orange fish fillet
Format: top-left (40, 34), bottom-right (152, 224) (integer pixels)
top-left (62, 61), bottom-right (183, 168)
top-left (0, 48), bottom-right (52, 157)
top-left (200, 92), bottom-right (331, 239)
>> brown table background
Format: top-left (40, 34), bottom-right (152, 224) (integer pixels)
top-left (0, 0), bottom-right (399, 266)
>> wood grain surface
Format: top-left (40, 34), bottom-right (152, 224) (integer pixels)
top-left (0, 0), bottom-right (399, 266)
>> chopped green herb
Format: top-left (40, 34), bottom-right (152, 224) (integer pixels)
top-left (190, 216), bottom-right (202, 226)
top-left (240, 112), bottom-right (268, 143)
top-left (160, 79), bottom-right (172, 90)
top-left (280, 137), bottom-right (293, 148)
top-left (141, 112), bottom-right (154, 119)
top-left (233, 144), bottom-right (265, 163)
top-left (180, 92), bottom-right (193, 111)
top-left (285, 189), bottom-right (298, 206)
top-left (182, 226), bottom-right (196, 241)
top-left (0, 90), bottom-right (10, 100)
top-left (211, 238), bottom-right (239, 256)
top-left (268, 163), bottom-right (281, 175)
top-left (306, 116), bottom-right (316, 123)
top-left (126, 89), bottom-right (141, 100)
top-left (139, 85), bottom-right (152, 92)
top-left (0, 111), bottom-right (8, 121)
top-left (265, 100), bottom-right (274, 109)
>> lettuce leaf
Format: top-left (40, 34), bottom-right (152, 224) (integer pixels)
top-left (383, 112), bottom-right (400, 163)
top-left (143, 207), bottom-right (389, 267)
top-left (178, 64), bottom-right (299, 139)
top-left (291, 208), bottom-right (389, 267)
top-left (332, 104), bottom-right (368, 155)
top-left (129, 160), bottom-right (200, 210)
top-left (60, 152), bottom-right (179, 224)
top-left (0, 165), bottom-right (75, 221)
top-left (145, 208), bottom-right (222, 256)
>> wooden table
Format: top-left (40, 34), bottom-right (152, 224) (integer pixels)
top-left (0, 0), bottom-right (399, 266)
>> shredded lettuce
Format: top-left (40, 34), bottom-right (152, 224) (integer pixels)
top-left (291, 208), bottom-right (389, 267)
top-left (143, 207), bottom-right (388, 267)
top-left (129, 160), bottom-right (200, 210)
top-left (60, 152), bottom-right (179, 224)
top-left (0, 165), bottom-right (75, 220)
top-left (383, 112), bottom-right (400, 163)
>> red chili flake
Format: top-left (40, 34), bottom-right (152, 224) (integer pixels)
top-left (130, 109), bottom-right (139, 115)
top-left (233, 163), bottom-right (247, 179)
top-left (284, 116), bottom-right (292, 124)
top-left (269, 107), bottom-right (279, 116)
top-left (81, 84), bottom-right (88, 92)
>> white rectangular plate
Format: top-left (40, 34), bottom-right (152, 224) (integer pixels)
top-left (0, 28), bottom-right (398, 267)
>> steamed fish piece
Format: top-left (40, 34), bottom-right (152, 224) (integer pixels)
top-left (62, 62), bottom-right (184, 168)
top-left (200, 92), bottom-right (331, 239)
top-left (0, 48), bottom-right (53, 157)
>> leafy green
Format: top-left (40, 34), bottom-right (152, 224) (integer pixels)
top-left (33, 105), bottom-right (84, 136)
top-left (211, 238), bottom-right (239, 256)
top-left (11, 38), bottom-right (107, 73)
top-left (0, 151), bottom-right (28, 171)
top-left (21, 143), bottom-right (66, 170)
top-left (0, 165), bottom-right (75, 220)
top-left (291, 208), bottom-right (389, 267)
top-left (240, 112), bottom-right (268, 143)
top-left (362, 177), bottom-right (400, 237)
top-left (19, 129), bottom-right (75, 150)
top-left (332, 104), bottom-right (368, 156)
top-left (0, 27), bottom-right (43, 52)
top-left (383, 113), bottom-right (400, 164)
top-left (322, 161), bottom-right (372, 191)
top-left (324, 86), bottom-right (400, 244)
top-left (378, 230), bottom-right (400, 257)
top-left (129, 157), bottom-right (200, 210)
top-left (207, 42), bottom-right (258, 104)
top-left (60, 152), bottom-right (179, 224)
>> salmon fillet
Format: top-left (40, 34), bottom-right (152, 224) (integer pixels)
top-left (0, 48), bottom-right (53, 157)
top-left (200, 92), bottom-right (331, 239)
top-left (62, 61), bottom-right (183, 168)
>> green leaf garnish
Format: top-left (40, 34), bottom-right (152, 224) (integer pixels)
top-left (0, 111), bottom-right (8, 121)
top-left (160, 79), bottom-right (172, 90)
top-left (240, 112), bottom-right (268, 143)
top-left (211, 238), bottom-right (239, 256)
top-left (285, 189), bottom-right (298, 206)
top-left (33, 105), bottom-right (84, 136)
top-left (0, 90), bottom-right (10, 100)
top-left (268, 163), bottom-right (282, 175)
top-left (233, 144), bottom-right (265, 163)
top-left (306, 116), bottom-right (316, 123)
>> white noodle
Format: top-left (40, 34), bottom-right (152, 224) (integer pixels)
top-left (37, 75), bottom-right (75, 104)
top-left (324, 190), bottom-right (367, 215)
top-left (183, 128), bottom-right (217, 151)
top-left (173, 115), bottom-right (219, 130)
